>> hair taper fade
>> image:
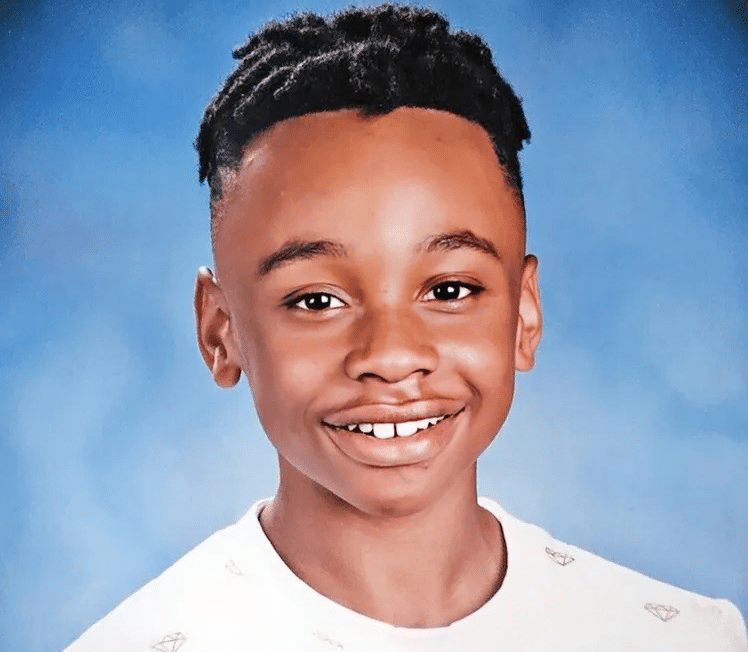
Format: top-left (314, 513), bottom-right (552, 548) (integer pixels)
top-left (196, 4), bottom-right (531, 210)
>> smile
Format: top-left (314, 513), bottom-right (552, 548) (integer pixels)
top-left (325, 413), bottom-right (457, 439)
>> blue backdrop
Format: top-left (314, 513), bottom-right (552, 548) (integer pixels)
top-left (1, 1), bottom-right (746, 649)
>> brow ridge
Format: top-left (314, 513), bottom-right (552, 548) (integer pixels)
top-left (258, 239), bottom-right (347, 276)
top-left (422, 229), bottom-right (500, 260)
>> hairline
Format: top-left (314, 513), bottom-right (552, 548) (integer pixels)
top-left (209, 107), bottom-right (527, 252)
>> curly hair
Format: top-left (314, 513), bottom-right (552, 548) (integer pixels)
top-left (196, 4), bottom-right (530, 220)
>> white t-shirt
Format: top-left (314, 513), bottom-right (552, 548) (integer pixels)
top-left (64, 497), bottom-right (747, 651)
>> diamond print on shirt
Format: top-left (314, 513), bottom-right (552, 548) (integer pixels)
top-left (545, 546), bottom-right (575, 566)
top-left (312, 631), bottom-right (344, 649)
top-left (644, 603), bottom-right (680, 622)
top-left (151, 632), bottom-right (187, 651)
top-left (225, 559), bottom-right (244, 575)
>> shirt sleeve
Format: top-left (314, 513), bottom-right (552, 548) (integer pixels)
top-left (719, 599), bottom-right (748, 652)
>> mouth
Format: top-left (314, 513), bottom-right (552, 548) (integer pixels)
top-left (322, 410), bottom-right (462, 440)
top-left (322, 403), bottom-right (465, 468)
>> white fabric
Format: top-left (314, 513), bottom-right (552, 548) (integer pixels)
top-left (64, 497), bottom-right (748, 651)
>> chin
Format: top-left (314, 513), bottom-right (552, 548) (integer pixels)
top-left (335, 467), bottom-right (471, 520)
top-left (353, 491), bottom-right (431, 519)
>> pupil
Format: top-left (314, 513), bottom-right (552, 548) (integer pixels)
top-left (436, 283), bottom-right (459, 299)
top-left (309, 294), bottom-right (329, 309)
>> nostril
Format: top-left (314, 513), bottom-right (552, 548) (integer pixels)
top-left (349, 362), bottom-right (435, 384)
top-left (344, 317), bottom-right (438, 382)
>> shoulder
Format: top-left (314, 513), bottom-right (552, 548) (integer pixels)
top-left (61, 500), bottom-right (276, 652)
top-left (480, 497), bottom-right (748, 651)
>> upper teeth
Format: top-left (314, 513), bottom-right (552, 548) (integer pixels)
top-left (342, 416), bottom-right (447, 438)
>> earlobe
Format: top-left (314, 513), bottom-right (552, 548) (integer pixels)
top-left (195, 266), bottom-right (242, 388)
top-left (515, 255), bottom-right (543, 372)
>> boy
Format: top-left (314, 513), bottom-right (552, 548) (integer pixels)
top-left (65, 5), bottom-right (747, 651)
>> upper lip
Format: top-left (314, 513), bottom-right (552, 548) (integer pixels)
top-left (322, 399), bottom-right (465, 427)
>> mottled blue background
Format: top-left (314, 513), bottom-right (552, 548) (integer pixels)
top-left (1, 1), bottom-right (746, 649)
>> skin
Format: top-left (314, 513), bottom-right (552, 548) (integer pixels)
top-left (195, 107), bottom-right (542, 627)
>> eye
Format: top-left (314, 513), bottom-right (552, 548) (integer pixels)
top-left (424, 281), bottom-right (483, 302)
top-left (291, 292), bottom-right (346, 311)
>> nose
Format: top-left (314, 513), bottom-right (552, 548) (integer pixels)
top-left (344, 306), bottom-right (438, 383)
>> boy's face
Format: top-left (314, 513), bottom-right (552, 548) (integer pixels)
top-left (196, 107), bottom-right (541, 517)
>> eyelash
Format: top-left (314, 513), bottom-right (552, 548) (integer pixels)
top-left (289, 293), bottom-right (346, 311)
top-left (424, 281), bottom-right (484, 302)
top-left (287, 281), bottom-right (483, 312)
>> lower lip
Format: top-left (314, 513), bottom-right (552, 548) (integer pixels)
top-left (325, 412), bottom-right (461, 468)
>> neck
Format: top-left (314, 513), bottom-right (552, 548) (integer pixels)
top-left (259, 461), bottom-right (506, 627)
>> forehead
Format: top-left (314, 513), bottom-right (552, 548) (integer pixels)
top-left (213, 107), bottom-right (524, 268)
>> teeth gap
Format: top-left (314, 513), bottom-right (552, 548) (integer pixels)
top-left (335, 414), bottom-right (451, 437)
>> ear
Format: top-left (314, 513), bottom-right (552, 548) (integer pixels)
top-left (515, 255), bottom-right (543, 372)
top-left (194, 266), bottom-right (242, 388)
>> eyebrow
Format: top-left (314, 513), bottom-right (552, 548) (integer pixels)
top-left (421, 229), bottom-right (501, 261)
top-left (258, 239), bottom-right (348, 276)
top-left (257, 229), bottom-right (499, 277)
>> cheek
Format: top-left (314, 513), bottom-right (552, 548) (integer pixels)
top-left (443, 305), bottom-right (516, 369)
top-left (446, 335), bottom-right (515, 398)
top-left (241, 319), bottom-right (341, 427)
top-left (439, 309), bottom-right (517, 427)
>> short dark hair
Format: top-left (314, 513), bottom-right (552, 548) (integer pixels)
top-left (196, 4), bottom-right (531, 231)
